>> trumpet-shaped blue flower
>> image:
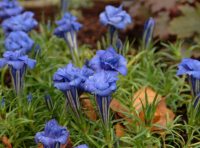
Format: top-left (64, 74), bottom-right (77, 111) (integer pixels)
top-left (35, 119), bottom-right (69, 147)
top-left (0, 0), bottom-right (23, 19)
top-left (54, 12), bottom-right (82, 38)
top-left (99, 5), bottom-right (132, 30)
top-left (2, 11), bottom-right (38, 34)
top-left (53, 63), bottom-right (83, 117)
top-left (0, 50), bottom-right (36, 70)
top-left (89, 46), bottom-right (127, 75)
top-left (5, 31), bottom-right (34, 54)
top-left (84, 71), bottom-right (118, 127)
top-left (177, 58), bottom-right (200, 107)
top-left (75, 144), bottom-right (89, 148)
top-left (0, 50), bottom-right (36, 94)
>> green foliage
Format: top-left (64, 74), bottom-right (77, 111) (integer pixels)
top-left (0, 16), bottom-right (200, 148)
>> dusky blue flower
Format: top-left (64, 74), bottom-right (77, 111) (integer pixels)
top-left (35, 119), bottom-right (69, 148)
top-left (99, 5), bottom-right (132, 30)
top-left (0, 50), bottom-right (36, 95)
top-left (75, 144), bottom-right (89, 148)
top-left (5, 31), bottom-right (34, 54)
top-left (84, 71), bottom-right (118, 127)
top-left (177, 58), bottom-right (200, 107)
top-left (53, 63), bottom-right (82, 117)
top-left (54, 12), bottom-right (82, 38)
top-left (0, 0), bottom-right (23, 19)
top-left (89, 46), bottom-right (127, 75)
top-left (2, 11), bottom-right (38, 34)
top-left (142, 17), bottom-right (155, 49)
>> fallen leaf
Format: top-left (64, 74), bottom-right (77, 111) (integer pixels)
top-left (169, 3), bottom-right (200, 38)
top-left (132, 87), bottom-right (162, 111)
top-left (81, 99), bottom-right (97, 121)
top-left (110, 87), bottom-right (175, 132)
top-left (115, 123), bottom-right (125, 137)
top-left (1, 136), bottom-right (12, 148)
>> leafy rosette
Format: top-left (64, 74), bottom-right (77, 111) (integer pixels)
top-left (54, 12), bottom-right (82, 38)
top-left (5, 31), bottom-right (34, 54)
top-left (2, 11), bottom-right (38, 34)
top-left (0, 0), bottom-right (23, 19)
top-left (84, 71), bottom-right (118, 97)
top-left (99, 5), bottom-right (132, 30)
top-left (35, 119), bottom-right (69, 147)
top-left (89, 46), bottom-right (127, 75)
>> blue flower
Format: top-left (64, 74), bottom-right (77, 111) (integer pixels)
top-left (84, 71), bottom-right (118, 97)
top-left (177, 58), bottom-right (200, 79)
top-left (0, 50), bottom-right (36, 70)
top-left (89, 46), bottom-right (127, 75)
top-left (5, 31), bottom-right (34, 54)
top-left (99, 5), bottom-right (132, 30)
top-left (53, 63), bottom-right (83, 117)
top-left (53, 63), bottom-right (82, 92)
top-left (0, 50), bottom-right (36, 95)
top-left (75, 144), bottom-right (89, 148)
top-left (2, 11), bottom-right (38, 34)
top-left (0, 0), bottom-right (23, 19)
top-left (35, 119), bottom-right (69, 147)
top-left (54, 12), bottom-right (82, 38)
top-left (143, 17), bottom-right (155, 49)
top-left (177, 58), bottom-right (200, 107)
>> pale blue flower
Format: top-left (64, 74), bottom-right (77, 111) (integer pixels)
top-left (177, 58), bottom-right (200, 79)
top-left (99, 5), bottom-right (132, 30)
top-left (2, 11), bottom-right (38, 34)
top-left (54, 12), bottom-right (82, 38)
top-left (5, 31), bottom-right (34, 54)
top-left (84, 71), bottom-right (118, 97)
top-left (89, 46), bottom-right (127, 75)
top-left (0, 0), bottom-right (23, 19)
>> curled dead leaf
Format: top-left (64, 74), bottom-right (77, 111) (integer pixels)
top-left (110, 87), bottom-right (175, 133)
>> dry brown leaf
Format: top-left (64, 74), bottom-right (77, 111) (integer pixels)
top-left (115, 123), bottom-right (125, 137)
top-left (132, 87), bottom-right (162, 111)
top-left (110, 87), bottom-right (175, 132)
top-left (81, 99), bottom-right (97, 121)
top-left (1, 136), bottom-right (12, 148)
